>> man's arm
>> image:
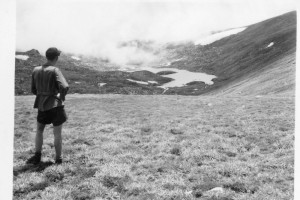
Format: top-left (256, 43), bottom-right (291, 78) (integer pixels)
top-left (31, 72), bottom-right (37, 95)
top-left (55, 68), bottom-right (69, 101)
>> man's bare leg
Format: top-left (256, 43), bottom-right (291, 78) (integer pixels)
top-left (36, 122), bottom-right (46, 153)
top-left (53, 124), bottom-right (62, 162)
top-left (26, 122), bottom-right (45, 164)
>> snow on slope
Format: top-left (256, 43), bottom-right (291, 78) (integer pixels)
top-left (15, 55), bottom-right (29, 60)
top-left (127, 79), bottom-right (149, 85)
top-left (195, 27), bottom-right (247, 45)
top-left (266, 42), bottom-right (274, 48)
top-left (71, 56), bottom-right (81, 61)
top-left (142, 67), bottom-right (217, 88)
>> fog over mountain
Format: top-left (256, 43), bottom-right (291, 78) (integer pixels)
top-left (17, 0), bottom-right (296, 67)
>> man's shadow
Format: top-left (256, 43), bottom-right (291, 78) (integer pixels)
top-left (13, 161), bottom-right (54, 176)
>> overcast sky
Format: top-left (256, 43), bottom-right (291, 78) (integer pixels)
top-left (17, 0), bottom-right (296, 59)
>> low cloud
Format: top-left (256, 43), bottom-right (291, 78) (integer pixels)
top-left (17, 0), bottom-right (296, 67)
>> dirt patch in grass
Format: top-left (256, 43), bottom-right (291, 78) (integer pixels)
top-left (72, 138), bottom-right (95, 146)
top-left (170, 128), bottom-right (184, 135)
top-left (170, 147), bottom-right (181, 155)
top-left (44, 169), bottom-right (64, 182)
top-left (101, 175), bottom-right (131, 193)
top-left (223, 182), bottom-right (248, 193)
top-left (206, 197), bottom-right (234, 200)
top-left (71, 185), bottom-right (95, 200)
top-left (126, 187), bottom-right (148, 197)
top-left (141, 127), bottom-right (153, 135)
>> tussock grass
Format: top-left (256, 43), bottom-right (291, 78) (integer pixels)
top-left (14, 94), bottom-right (294, 199)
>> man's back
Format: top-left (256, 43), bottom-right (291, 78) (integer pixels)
top-left (31, 66), bottom-right (69, 111)
top-left (32, 66), bottom-right (58, 95)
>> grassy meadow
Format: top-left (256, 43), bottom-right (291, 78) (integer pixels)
top-left (13, 94), bottom-right (294, 200)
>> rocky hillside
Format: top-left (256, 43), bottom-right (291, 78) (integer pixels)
top-left (15, 11), bottom-right (296, 96)
top-left (15, 49), bottom-right (174, 95)
top-left (163, 11), bottom-right (296, 95)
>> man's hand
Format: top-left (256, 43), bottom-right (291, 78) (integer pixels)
top-left (56, 93), bottom-right (62, 101)
top-left (57, 93), bottom-right (65, 101)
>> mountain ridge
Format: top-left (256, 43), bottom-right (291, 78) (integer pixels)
top-left (15, 11), bottom-right (296, 96)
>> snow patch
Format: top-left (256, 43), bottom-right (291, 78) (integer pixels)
top-left (127, 79), bottom-right (149, 85)
top-left (118, 65), bottom-right (137, 72)
top-left (195, 27), bottom-right (247, 45)
top-left (172, 58), bottom-right (184, 62)
top-left (148, 81), bottom-right (158, 84)
top-left (164, 62), bottom-right (171, 66)
top-left (75, 82), bottom-right (81, 84)
top-left (15, 55), bottom-right (29, 60)
top-left (71, 56), bottom-right (81, 61)
top-left (163, 58), bottom-right (183, 67)
top-left (266, 42), bottom-right (274, 48)
top-left (98, 83), bottom-right (106, 87)
top-left (162, 88), bottom-right (169, 94)
top-left (142, 67), bottom-right (217, 88)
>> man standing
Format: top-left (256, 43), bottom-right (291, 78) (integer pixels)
top-left (27, 47), bottom-right (69, 165)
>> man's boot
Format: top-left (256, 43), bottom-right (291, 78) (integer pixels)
top-left (26, 152), bottom-right (41, 165)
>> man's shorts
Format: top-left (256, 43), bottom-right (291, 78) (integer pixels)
top-left (37, 106), bottom-right (67, 126)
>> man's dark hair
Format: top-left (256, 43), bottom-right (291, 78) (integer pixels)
top-left (46, 47), bottom-right (61, 61)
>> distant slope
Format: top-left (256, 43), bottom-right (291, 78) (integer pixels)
top-left (166, 11), bottom-right (296, 95)
top-left (210, 52), bottom-right (296, 96)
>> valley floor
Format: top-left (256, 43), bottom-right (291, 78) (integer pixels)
top-left (13, 94), bottom-right (294, 200)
